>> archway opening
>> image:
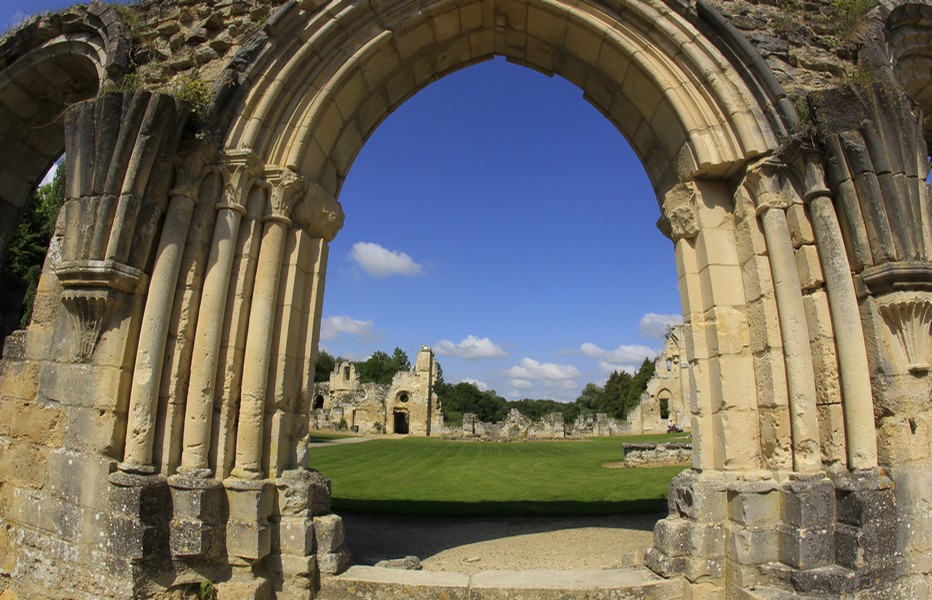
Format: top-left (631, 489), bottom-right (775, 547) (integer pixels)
top-left (314, 57), bottom-right (683, 570)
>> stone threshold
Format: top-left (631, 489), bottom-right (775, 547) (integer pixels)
top-left (319, 565), bottom-right (683, 599)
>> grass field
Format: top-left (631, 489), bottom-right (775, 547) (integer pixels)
top-left (307, 433), bottom-right (689, 517)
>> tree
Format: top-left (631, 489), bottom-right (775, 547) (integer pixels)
top-left (575, 383), bottom-right (604, 414)
top-left (0, 162), bottom-right (66, 337)
top-left (355, 347), bottom-right (411, 384)
top-left (314, 350), bottom-right (336, 382)
top-left (602, 370), bottom-right (633, 419)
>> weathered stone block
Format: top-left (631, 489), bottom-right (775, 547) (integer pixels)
top-left (170, 516), bottom-right (224, 557)
top-left (782, 477), bottom-right (834, 528)
top-left (645, 546), bottom-right (686, 577)
top-left (668, 471), bottom-right (727, 523)
top-left (653, 517), bottom-right (690, 557)
top-left (225, 478), bottom-right (274, 521)
top-left (227, 519), bottom-right (271, 562)
top-left (835, 522), bottom-right (895, 569)
top-left (730, 525), bottom-right (779, 565)
top-left (46, 449), bottom-right (115, 511)
top-left (0, 359), bottom-right (40, 402)
top-left (317, 549), bottom-right (349, 575)
top-left (169, 474), bottom-right (225, 522)
top-left (778, 525), bottom-right (833, 570)
top-left (688, 522), bottom-right (726, 557)
top-left (106, 471), bottom-right (170, 560)
top-left (312, 513), bottom-right (344, 554)
top-left (278, 515), bottom-right (314, 557)
top-left (728, 485), bottom-right (780, 526)
top-left (275, 468), bottom-right (331, 517)
top-left (685, 556), bottom-right (724, 582)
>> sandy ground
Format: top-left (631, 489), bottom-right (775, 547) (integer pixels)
top-left (340, 512), bottom-right (662, 574)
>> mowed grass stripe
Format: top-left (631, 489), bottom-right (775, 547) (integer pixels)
top-left (307, 435), bottom-right (687, 516)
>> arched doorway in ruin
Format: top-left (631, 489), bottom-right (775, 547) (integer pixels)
top-left (2, 1), bottom-right (930, 598)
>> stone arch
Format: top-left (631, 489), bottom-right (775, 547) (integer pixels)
top-left (220, 0), bottom-right (780, 198)
top-left (0, 4), bottom-right (130, 270)
top-left (4, 2), bottom-right (930, 598)
top-left (888, 2), bottom-right (932, 143)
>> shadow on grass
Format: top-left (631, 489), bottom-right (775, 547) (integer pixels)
top-left (332, 497), bottom-right (667, 518)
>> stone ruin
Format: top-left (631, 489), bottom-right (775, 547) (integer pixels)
top-left (310, 346), bottom-right (443, 436)
top-left (0, 0), bottom-right (929, 598)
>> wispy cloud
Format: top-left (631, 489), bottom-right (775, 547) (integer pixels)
top-left (638, 313), bottom-right (682, 339)
top-left (349, 242), bottom-right (423, 278)
top-left (434, 335), bottom-right (507, 359)
top-left (320, 315), bottom-right (377, 342)
top-left (579, 342), bottom-right (657, 374)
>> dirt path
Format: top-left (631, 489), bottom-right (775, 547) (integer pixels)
top-left (341, 512), bottom-right (661, 574)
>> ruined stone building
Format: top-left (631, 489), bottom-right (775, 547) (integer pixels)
top-left (627, 324), bottom-right (691, 434)
top-left (311, 346), bottom-right (443, 436)
top-left (0, 0), bottom-right (930, 598)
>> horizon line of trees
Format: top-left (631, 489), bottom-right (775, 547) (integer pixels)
top-left (314, 347), bottom-right (656, 426)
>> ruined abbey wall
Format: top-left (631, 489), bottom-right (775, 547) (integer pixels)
top-left (0, 1), bottom-right (929, 598)
top-left (310, 346), bottom-right (443, 436)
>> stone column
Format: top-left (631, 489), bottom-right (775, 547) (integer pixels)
top-left (232, 167), bottom-right (305, 479)
top-left (748, 161), bottom-right (822, 475)
top-left (122, 183), bottom-right (199, 472)
top-left (179, 150), bottom-right (262, 476)
top-left (660, 182), bottom-right (715, 471)
top-left (797, 149), bottom-right (877, 471)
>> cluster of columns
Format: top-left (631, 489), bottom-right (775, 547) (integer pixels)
top-left (648, 143), bottom-right (888, 595)
top-left (110, 143), bottom-right (348, 593)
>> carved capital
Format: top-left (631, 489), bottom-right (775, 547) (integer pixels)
top-left (877, 292), bottom-right (932, 374)
top-left (787, 143), bottom-right (832, 204)
top-left (265, 166), bottom-right (306, 225)
top-left (661, 182), bottom-right (700, 242)
top-left (60, 289), bottom-right (116, 361)
top-left (55, 259), bottom-right (148, 360)
top-left (292, 182), bottom-right (345, 241)
top-left (219, 149), bottom-right (263, 213)
top-left (745, 158), bottom-right (788, 214)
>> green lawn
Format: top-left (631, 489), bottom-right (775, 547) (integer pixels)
top-left (307, 434), bottom-right (689, 517)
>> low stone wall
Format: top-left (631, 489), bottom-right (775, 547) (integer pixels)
top-left (622, 442), bottom-right (692, 467)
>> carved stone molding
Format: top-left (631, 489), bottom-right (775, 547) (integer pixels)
top-left (60, 289), bottom-right (115, 361)
top-left (877, 292), bottom-right (932, 374)
top-left (55, 259), bottom-right (149, 361)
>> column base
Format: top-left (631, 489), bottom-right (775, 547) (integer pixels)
top-left (107, 471), bottom-right (171, 562)
top-left (167, 473), bottom-right (225, 558)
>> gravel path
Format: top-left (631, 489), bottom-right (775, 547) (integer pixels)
top-left (341, 512), bottom-right (661, 574)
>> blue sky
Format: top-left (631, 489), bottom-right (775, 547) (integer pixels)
top-left (6, 1), bottom-right (682, 402)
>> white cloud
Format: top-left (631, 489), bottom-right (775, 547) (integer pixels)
top-left (504, 358), bottom-right (581, 382)
top-left (510, 379), bottom-right (534, 390)
top-left (459, 378), bottom-right (490, 391)
top-left (580, 342), bottom-right (657, 374)
top-left (434, 335), bottom-right (507, 359)
top-left (639, 313), bottom-right (682, 339)
top-left (349, 242), bottom-right (423, 278)
top-left (320, 316), bottom-right (376, 341)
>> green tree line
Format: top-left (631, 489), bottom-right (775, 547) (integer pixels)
top-left (315, 347), bottom-right (656, 426)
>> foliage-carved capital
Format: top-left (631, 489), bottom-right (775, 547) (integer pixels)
top-left (292, 182), bottom-right (344, 241)
top-left (744, 158), bottom-right (788, 215)
top-left (265, 166), bottom-right (306, 225)
top-left (661, 182), bottom-right (700, 242)
top-left (219, 149), bottom-right (264, 213)
top-left (877, 292), bottom-right (932, 375)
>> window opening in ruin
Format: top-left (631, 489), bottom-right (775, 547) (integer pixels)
top-left (398, 393), bottom-right (409, 403)
top-left (660, 395), bottom-right (670, 421)
top-left (314, 395), bottom-right (324, 410)
top-left (393, 410), bottom-right (409, 435)
top-left (0, 156), bottom-right (65, 349)
top-left (343, 366), bottom-right (350, 381)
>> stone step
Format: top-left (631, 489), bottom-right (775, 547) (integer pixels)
top-left (319, 566), bottom-right (683, 599)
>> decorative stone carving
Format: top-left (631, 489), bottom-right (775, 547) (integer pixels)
top-left (878, 294), bottom-right (932, 374)
top-left (660, 181), bottom-right (700, 241)
top-left (293, 181), bottom-right (345, 241)
top-left (265, 166), bottom-right (306, 224)
top-left (56, 259), bottom-right (149, 360)
top-left (745, 158), bottom-right (789, 214)
top-left (220, 149), bottom-right (264, 213)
